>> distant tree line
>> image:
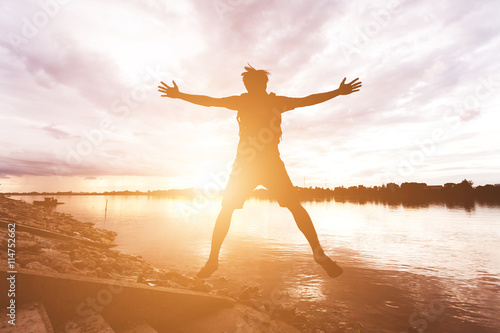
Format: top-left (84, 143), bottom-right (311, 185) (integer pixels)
top-left (2, 189), bottom-right (201, 197)
top-left (3, 180), bottom-right (500, 208)
top-left (252, 179), bottom-right (500, 207)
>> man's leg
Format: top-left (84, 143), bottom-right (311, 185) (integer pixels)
top-left (288, 203), bottom-right (343, 278)
top-left (197, 205), bottom-right (235, 278)
top-left (288, 203), bottom-right (321, 251)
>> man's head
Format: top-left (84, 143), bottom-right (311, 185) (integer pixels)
top-left (241, 65), bottom-right (270, 94)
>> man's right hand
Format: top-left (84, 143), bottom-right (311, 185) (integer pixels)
top-left (158, 81), bottom-right (181, 98)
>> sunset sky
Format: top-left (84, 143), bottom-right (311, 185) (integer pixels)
top-left (1, 0), bottom-right (499, 192)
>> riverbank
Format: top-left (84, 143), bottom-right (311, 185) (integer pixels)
top-left (0, 195), bottom-right (307, 332)
top-left (5, 180), bottom-right (500, 206)
top-left (2, 195), bottom-right (499, 332)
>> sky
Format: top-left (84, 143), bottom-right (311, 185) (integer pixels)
top-left (1, 0), bottom-right (499, 193)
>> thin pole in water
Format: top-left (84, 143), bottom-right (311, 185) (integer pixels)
top-left (105, 199), bottom-right (108, 220)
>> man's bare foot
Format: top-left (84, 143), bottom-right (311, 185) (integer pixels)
top-left (196, 260), bottom-right (219, 278)
top-left (314, 254), bottom-right (343, 278)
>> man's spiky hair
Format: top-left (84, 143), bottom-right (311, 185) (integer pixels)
top-left (241, 64), bottom-right (270, 84)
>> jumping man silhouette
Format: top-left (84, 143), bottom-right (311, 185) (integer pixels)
top-left (158, 66), bottom-right (362, 278)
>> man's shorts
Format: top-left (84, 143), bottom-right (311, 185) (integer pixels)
top-left (221, 152), bottom-right (300, 209)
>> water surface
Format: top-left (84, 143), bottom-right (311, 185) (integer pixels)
top-left (14, 195), bottom-right (500, 332)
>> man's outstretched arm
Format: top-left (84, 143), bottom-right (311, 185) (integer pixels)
top-left (289, 78), bottom-right (362, 109)
top-left (158, 81), bottom-right (239, 110)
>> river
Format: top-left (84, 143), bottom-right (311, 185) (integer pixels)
top-left (14, 195), bottom-right (500, 332)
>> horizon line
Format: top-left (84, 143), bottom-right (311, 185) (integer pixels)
top-left (3, 180), bottom-right (500, 195)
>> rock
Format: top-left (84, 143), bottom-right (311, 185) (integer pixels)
top-left (17, 253), bottom-right (44, 267)
top-left (213, 288), bottom-right (236, 299)
top-left (24, 261), bottom-right (58, 273)
top-left (217, 276), bottom-right (228, 283)
top-left (56, 241), bottom-right (80, 251)
top-left (323, 323), bottom-right (335, 331)
top-left (177, 303), bottom-right (301, 333)
top-left (18, 240), bottom-right (42, 253)
top-left (160, 271), bottom-right (194, 287)
top-left (239, 286), bottom-right (260, 301)
top-left (95, 267), bottom-right (112, 279)
top-left (72, 260), bottom-right (85, 269)
top-left (110, 260), bottom-right (124, 273)
top-left (34, 236), bottom-right (56, 250)
top-left (191, 281), bottom-right (213, 293)
top-left (107, 250), bottom-right (121, 259)
top-left (101, 263), bottom-right (115, 273)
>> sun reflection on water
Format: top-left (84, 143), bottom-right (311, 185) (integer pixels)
top-left (286, 275), bottom-right (327, 303)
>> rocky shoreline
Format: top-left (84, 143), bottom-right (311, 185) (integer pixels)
top-left (0, 195), bottom-right (312, 332)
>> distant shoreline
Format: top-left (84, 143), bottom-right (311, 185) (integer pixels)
top-left (3, 179), bottom-right (500, 207)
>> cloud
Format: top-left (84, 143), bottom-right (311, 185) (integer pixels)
top-left (0, 157), bottom-right (60, 177)
top-left (2, 36), bottom-right (126, 108)
top-left (0, 0), bottom-right (499, 190)
top-left (41, 124), bottom-right (76, 139)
